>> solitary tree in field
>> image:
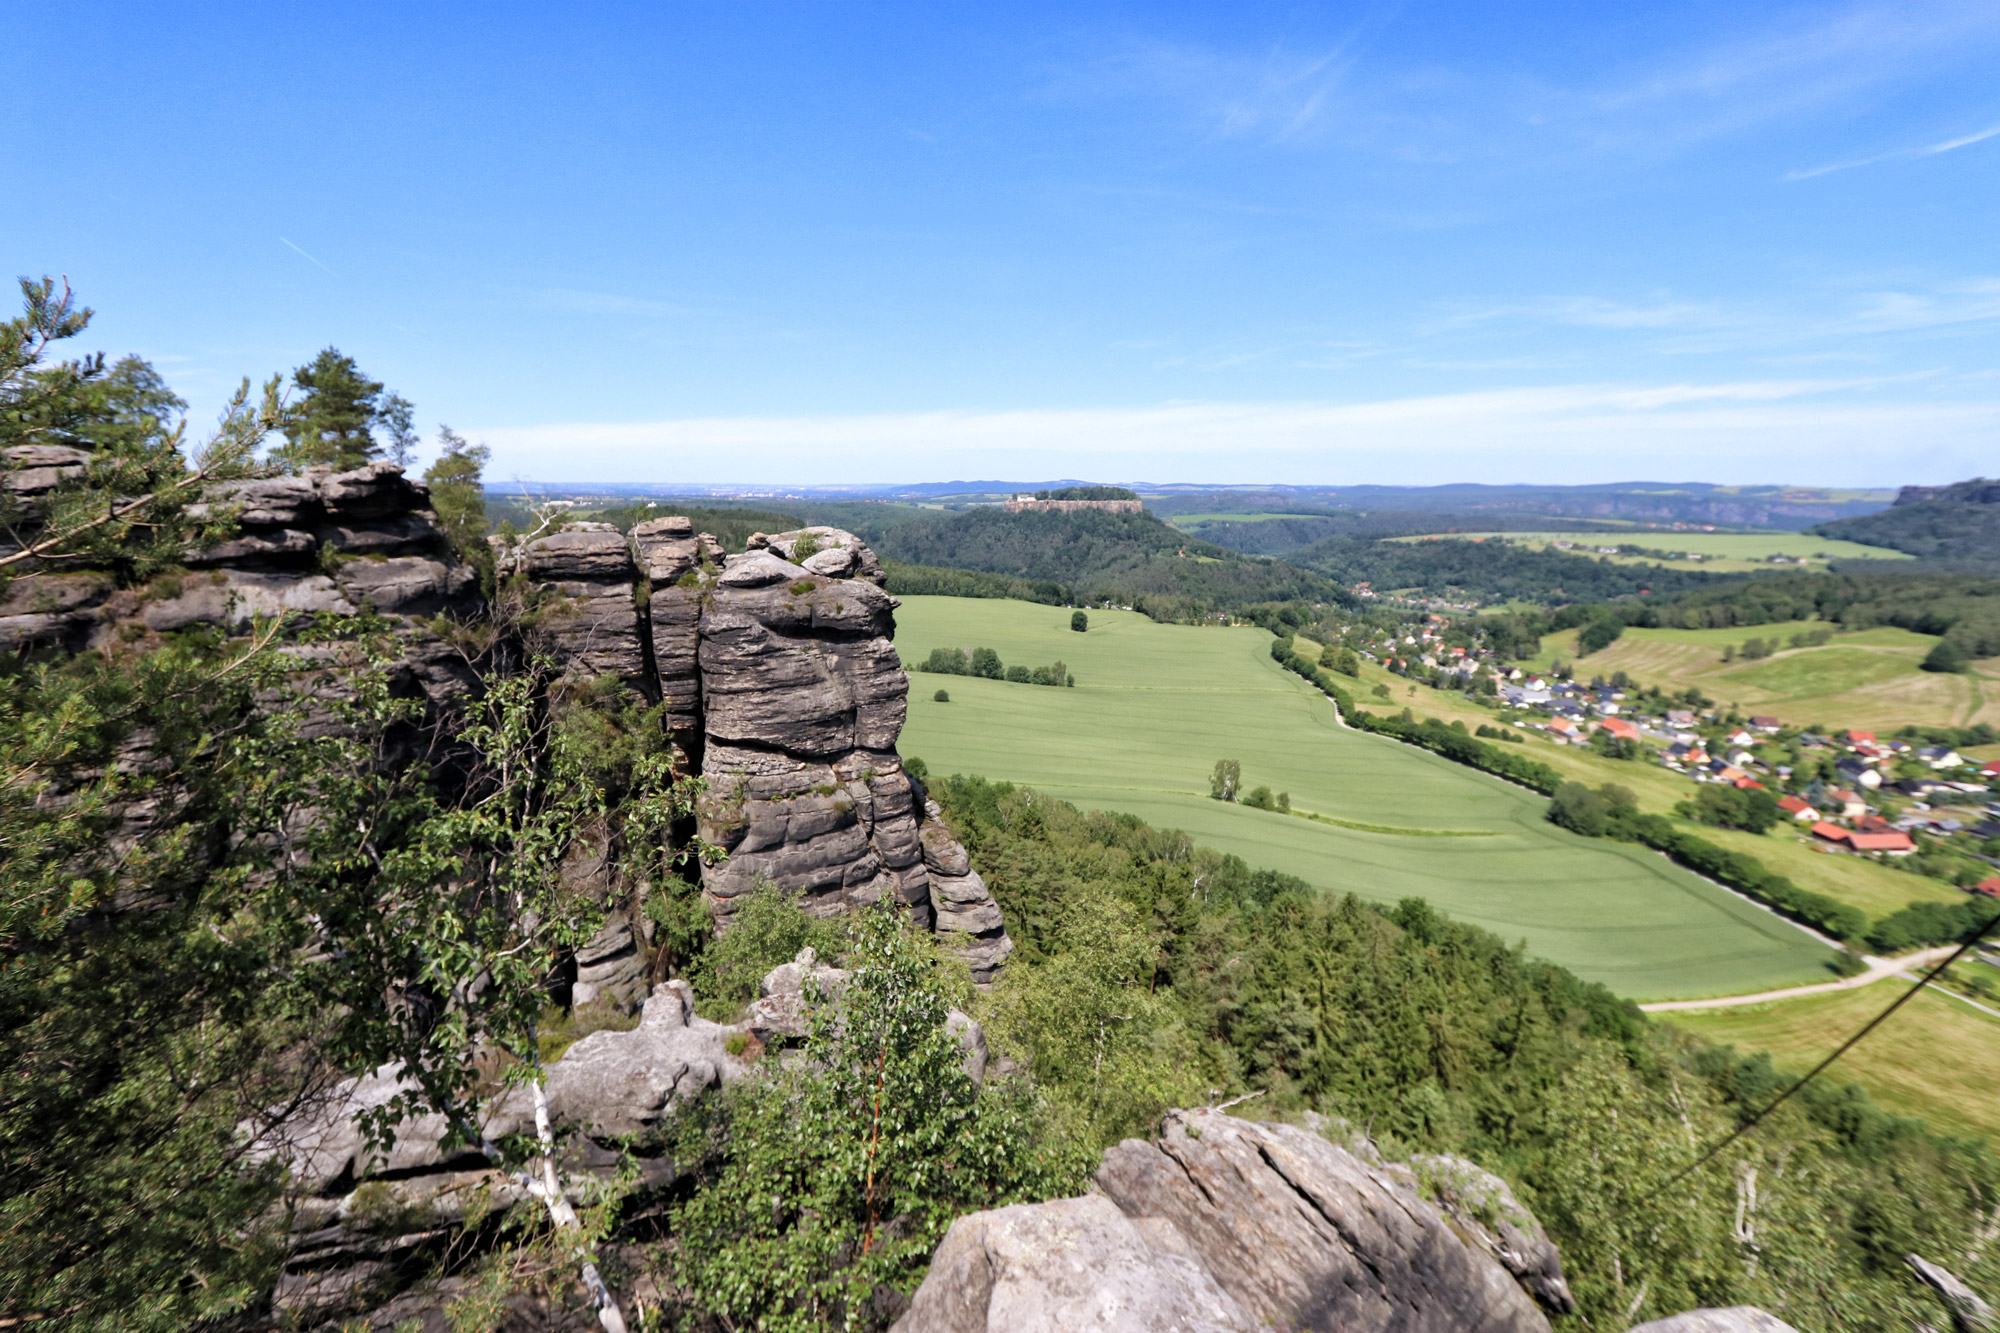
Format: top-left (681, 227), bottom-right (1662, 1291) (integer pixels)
top-left (1071, 610), bottom-right (1088, 632)
top-left (1209, 759), bottom-right (1241, 802)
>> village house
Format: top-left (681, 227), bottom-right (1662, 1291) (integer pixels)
top-left (1836, 757), bottom-right (1882, 789)
top-left (1777, 795), bottom-right (1817, 822)
top-left (1749, 715), bottom-right (1783, 733)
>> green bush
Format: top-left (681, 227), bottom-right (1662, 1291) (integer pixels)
top-left (692, 882), bottom-right (849, 1018)
top-left (918, 646), bottom-right (970, 675)
top-left (1243, 785), bottom-right (1274, 810)
top-left (1678, 784), bottom-right (1782, 834)
top-left (933, 689), bottom-right (950, 703)
top-left (1923, 637), bottom-right (1970, 673)
top-left (666, 902), bottom-right (1086, 1327)
top-left (970, 647), bottom-right (1004, 679)
top-left (1209, 759), bottom-right (1241, 801)
top-left (1005, 664), bottom-right (1032, 683)
top-left (1070, 610), bottom-right (1088, 632)
top-left (1577, 617), bottom-right (1624, 655)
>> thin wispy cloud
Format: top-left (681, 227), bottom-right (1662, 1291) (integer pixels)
top-left (1049, 3), bottom-right (2000, 170)
top-left (1428, 279), bottom-right (2000, 356)
top-left (474, 377), bottom-right (1996, 487)
top-left (1788, 122), bottom-right (2000, 179)
top-left (278, 237), bottom-right (335, 274)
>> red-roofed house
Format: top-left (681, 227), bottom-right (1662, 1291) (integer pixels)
top-left (1601, 718), bottom-right (1640, 742)
top-left (1750, 715), bottom-right (1782, 733)
top-left (1829, 788), bottom-right (1868, 818)
top-left (1733, 776), bottom-right (1765, 790)
top-left (1777, 795), bottom-right (1815, 821)
top-left (1984, 760), bottom-right (2000, 777)
top-left (1848, 831), bottom-right (1915, 855)
top-left (1845, 729), bottom-right (1876, 744)
top-left (1974, 877), bottom-right (2000, 899)
top-left (1811, 822), bottom-right (1851, 845)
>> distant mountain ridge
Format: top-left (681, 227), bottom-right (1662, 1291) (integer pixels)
top-left (494, 480), bottom-right (1894, 531)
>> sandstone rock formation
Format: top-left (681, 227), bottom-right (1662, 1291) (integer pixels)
top-left (3, 462), bottom-right (479, 678)
top-left (265, 950), bottom-right (994, 1325)
top-left (487, 517), bottom-right (1012, 985)
top-left (690, 528), bottom-right (1011, 981)
top-left (894, 1107), bottom-right (1572, 1333)
top-left (266, 977), bottom-right (750, 1320)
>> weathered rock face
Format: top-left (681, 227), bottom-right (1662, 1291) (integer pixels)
top-left (515, 524), bottom-right (654, 696)
top-left (486, 518), bottom-right (1008, 980)
top-left (691, 528), bottom-right (1012, 981)
top-left (631, 514), bottom-right (720, 738)
top-left (0, 460), bottom-right (482, 704)
top-left (264, 978), bottom-right (752, 1322)
top-left (895, 1107), bottom-right (1571, 1333)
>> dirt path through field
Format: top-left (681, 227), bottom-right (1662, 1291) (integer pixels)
top-left (1642, 945), bottom-right (1957, 1011)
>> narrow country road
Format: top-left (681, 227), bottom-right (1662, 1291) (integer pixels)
top-left (1641, 945), bottom-right (1959, 1012)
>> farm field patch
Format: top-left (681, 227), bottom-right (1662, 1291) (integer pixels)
top-left (1522, 623), bottom-right (1999, 732)
top-left (1167, 512), bottom-right (1315, 527)
top-left (1666, 984), bottom-right (2000, 1142)
top-left (894, 596), bottom-right (1833, 1000)
top-left (1388, 530), bottom-right (1909, 573)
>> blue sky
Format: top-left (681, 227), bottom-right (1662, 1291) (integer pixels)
top-left (6, 1), bottom-right (1998, 486)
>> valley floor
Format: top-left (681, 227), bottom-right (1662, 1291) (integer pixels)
top-left (894, 596), bottom-right (1833, 1001)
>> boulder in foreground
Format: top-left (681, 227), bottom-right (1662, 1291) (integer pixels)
top-left (894, 1106), bottom-right (1571, 1333)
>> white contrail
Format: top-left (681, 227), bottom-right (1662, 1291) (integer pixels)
top-left (278, 236), bottom-right (335, 274)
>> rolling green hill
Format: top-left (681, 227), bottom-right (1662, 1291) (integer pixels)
top-left (1812, 479), bottom-right (2000, 566)
top-left (894, 595), bottom-right (1834, 1000)
top-left (872, 508), bottom-right (1351, 620)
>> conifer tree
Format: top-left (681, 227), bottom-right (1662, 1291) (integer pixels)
top-left (422, 424), bottom-right (491, 559)
top-left (278, 347), bottom-right (386, 469)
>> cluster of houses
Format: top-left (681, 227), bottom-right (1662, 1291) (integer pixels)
top-left (1329, 611), bottom-right (1999, 883)
top-left (1489, 679), bottom-right (2000, 861)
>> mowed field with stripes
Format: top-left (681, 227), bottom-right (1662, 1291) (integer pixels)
top-left (893, 596), bottom-right (1833, 1001)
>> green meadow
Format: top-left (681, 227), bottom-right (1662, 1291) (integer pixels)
top-left (894, 596), bottom-right (1833, 1001)
top-left (1667, 985), bottom-right (2000, 1142)
top-left (1523, 622), bottom-right (2000, 731)
top-left (1389, 530), bottom-right (1908, 573)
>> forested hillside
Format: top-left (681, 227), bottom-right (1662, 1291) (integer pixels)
top-left (1291, 533), bottom-right (1717, 603)
top-left (1814, 478), bottom-right (2000, 567)
top-left (915, 771), bottom-right (2000, 1330)
top-left (1600, 569), bottom-right (2000, 657)
top-left (871, 507), bottom-right (1353, 620)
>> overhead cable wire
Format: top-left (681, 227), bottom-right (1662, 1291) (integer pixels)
top-left (1649, 909), bottom-right (2000, 1199)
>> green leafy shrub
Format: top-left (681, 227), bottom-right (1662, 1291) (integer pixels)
top-left (1209, 759), bottom-right (1241, 801)
top-left (1070, 610), bottom-right (1088, 632)
top-left (1678, 784), bottom-right (1782, 833)
top-left (664, 902), bottom-right (1087, 1327)
top-left (693, 881), bottom-right (849, 1018)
